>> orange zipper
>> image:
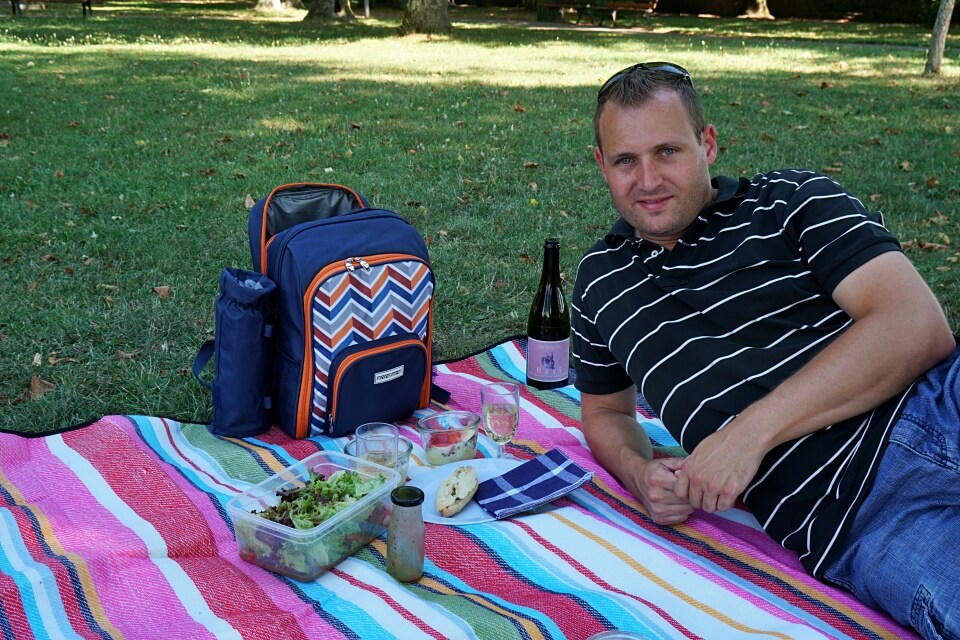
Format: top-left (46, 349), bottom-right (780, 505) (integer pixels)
top-left (294, 253), bottom-right (434, 438)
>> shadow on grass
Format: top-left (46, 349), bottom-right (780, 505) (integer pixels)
top-left (1, 0), bottom-right (948, 49)
top-left (1, 3), bottom-right (957, 431)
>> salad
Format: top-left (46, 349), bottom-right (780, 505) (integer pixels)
top-left (258, 469), bottom-right (386, 529)
top-left (235, 469), bottom-right (392, 580)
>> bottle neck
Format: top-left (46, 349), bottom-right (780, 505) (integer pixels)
top-left (540, 242), bottom-right (560, 285)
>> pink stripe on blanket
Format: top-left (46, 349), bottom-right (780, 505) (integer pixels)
top-left (132, 416), bottom-right (361, 639)
top-left (102, 416), bottom-right (349, 639)
top-left (432, 360), bottom-right (916, 639)
top-left (513, 519), bottom-right (700, 639)
top-left (426, 525), bottom-right (615, 639)
top-left (0, 428), bottom-right (207, 638)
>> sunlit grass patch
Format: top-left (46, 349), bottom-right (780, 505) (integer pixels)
top-left (1, 5), bottom-right (957, 432)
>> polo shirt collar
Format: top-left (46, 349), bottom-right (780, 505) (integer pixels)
top-left (604, 175), bottom-right (745, 249)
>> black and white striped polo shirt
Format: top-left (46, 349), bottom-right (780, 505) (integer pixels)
top-left (572, 169), bottom-right (912, 577)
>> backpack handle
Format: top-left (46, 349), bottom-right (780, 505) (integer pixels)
top-left (192, 339), bottom-right (215, 390)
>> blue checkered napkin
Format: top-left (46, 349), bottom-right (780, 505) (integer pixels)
top-left (475, 449), bottom-right (593, 519)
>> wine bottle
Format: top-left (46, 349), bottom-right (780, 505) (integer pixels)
top-left (526, 238), bottom-right (570, 390)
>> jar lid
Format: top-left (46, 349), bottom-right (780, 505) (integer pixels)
top-left (391, 485), bottom-right (424, 507)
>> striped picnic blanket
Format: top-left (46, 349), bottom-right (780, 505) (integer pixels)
top-left (0, 338), bottom-right (915, 639)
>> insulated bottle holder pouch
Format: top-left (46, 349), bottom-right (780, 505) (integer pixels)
top-left (193, 267), bottom-right (278, 438)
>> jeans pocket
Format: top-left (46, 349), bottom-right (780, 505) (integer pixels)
top-left (911, 585), bottom-right (955, 640)
top-left (892, 414), bottom-right (960, 473)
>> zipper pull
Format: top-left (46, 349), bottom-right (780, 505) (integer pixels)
top-left (344, 257), bottom-right (371, 273)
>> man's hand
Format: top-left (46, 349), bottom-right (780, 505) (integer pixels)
top-left (673, 422), bottom-right (764, 513)
top-left (582, 388), bottom-right (693, 525)
top-left (627, 455), bottom-right (694, 525)
top-left (678, 252), bottom-right (955, 515)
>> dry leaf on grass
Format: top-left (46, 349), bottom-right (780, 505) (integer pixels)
top-left (30, 376), bottom-right (55, 399)
top-left (48, 353), bottom-right (77, 365)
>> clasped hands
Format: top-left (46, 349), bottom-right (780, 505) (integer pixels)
top-left (632, 426), bottom-right (765, 525)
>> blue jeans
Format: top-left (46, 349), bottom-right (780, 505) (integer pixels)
top-left (824, 347), bottom-right (960, 640)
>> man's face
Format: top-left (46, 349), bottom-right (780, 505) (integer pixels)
top-left (594, 90), bottom-right (718, 249)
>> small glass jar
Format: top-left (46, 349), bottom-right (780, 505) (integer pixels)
top-left (387, 486), bottom-right (425, 582)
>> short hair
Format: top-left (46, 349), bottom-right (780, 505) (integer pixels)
top-left (594, 68), bottom-right (706, 151)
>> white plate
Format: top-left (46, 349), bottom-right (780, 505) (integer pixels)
top-left (409, 458), bottom-right (521, 525)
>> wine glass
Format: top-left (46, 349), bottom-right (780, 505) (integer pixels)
top-left (480, 383), bottom-right (520, 459)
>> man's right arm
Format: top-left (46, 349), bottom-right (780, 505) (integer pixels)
top-left (581, 387), bottom-right (694, 525)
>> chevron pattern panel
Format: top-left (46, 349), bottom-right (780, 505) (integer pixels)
top-left (308, 259), bottom-right (434, 427)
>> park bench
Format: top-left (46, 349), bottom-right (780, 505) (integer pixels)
top-left (10, 0), bottom-right (94, 16)
top-left (589, 0), bottom-right (656, 26)
top-left (538, 0), bottom-right (655, 27)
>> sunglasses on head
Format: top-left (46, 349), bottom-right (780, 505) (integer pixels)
top-left (597, 62), bottom-right (692, 103)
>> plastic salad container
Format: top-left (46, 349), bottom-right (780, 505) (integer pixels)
top-left (228, 450), bottom-right (400, 581)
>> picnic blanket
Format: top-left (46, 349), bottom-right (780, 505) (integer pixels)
top-left (0, 338), bottom-right (916, 639)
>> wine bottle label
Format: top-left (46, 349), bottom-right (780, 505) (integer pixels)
top-left (526, 338), bottom-right (570, 383)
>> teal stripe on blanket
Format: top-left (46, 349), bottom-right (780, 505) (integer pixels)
top-left (0, 510), bottom-right (82, 640)
top-left (0, 340), bottom-right (919, 640)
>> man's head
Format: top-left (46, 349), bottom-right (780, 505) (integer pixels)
top-left (593, 62), bottom-right (718, 249)
top-left (594, 62), bottom-right (705, 152)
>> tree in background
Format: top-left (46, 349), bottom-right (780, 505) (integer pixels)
top-left (925, 0), bottom-right (956, 74)
top-left (303, 0), bottom-right (337, 19)
top-left (302, 0), bottom-right (362, 20)
top-left (256, 0), bottom-right (302, 10)
top-left (400, 0), bottom-right (452, 33)
top-left (742, 0), bottom-right (773, 19)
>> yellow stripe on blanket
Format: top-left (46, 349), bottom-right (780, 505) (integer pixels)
top-left (225, 438), bottom-right (299, 474)
top-left (579, 475), bottom-right (897, 639)
top-left (666, 521), bottom-right (898, 638)
top-left (550, 510), bottom-right (795, 639)
top-left (417, 576), bottom-right (549, 640)
top-left (368, 538), bottom-right (548, 640)
top-left (0, 467), bottom-right (126, 640)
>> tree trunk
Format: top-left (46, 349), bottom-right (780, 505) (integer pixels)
top-left (400, 0), bottom-right (451, 34)
top-left (304, 0), bottom-right (337, 20)
top-left (741, 0), bottom-right (773, 19)
top-left (341, 0), bottom-right (357, 19)
top-left (256, 0), bottom-right (302, 10)
top-left (925, 0), bottom-right (956, 75)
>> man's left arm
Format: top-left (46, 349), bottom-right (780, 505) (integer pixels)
top-left (674, 250), bottom-right (956, 514)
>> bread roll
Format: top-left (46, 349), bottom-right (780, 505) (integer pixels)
top-left (436, 465), bottom-right (478, 517)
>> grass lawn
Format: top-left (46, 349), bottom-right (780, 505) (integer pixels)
top-left (1, 1), bottom-right (958, 433)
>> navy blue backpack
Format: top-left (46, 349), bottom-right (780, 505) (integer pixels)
top-left (196, 182), bottom-right (446, 439)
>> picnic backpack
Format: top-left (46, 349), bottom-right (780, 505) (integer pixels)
top-left (196, 182), bottom-right (445, 439)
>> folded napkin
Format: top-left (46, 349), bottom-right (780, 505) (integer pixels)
top-left (475, 449), bottom-right (593, 519)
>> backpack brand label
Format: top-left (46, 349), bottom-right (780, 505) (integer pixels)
top-left (374, 365), bottom-right (404, 385)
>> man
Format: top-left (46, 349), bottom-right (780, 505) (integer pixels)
top-left (571, 62), bottom-right (959, 639)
